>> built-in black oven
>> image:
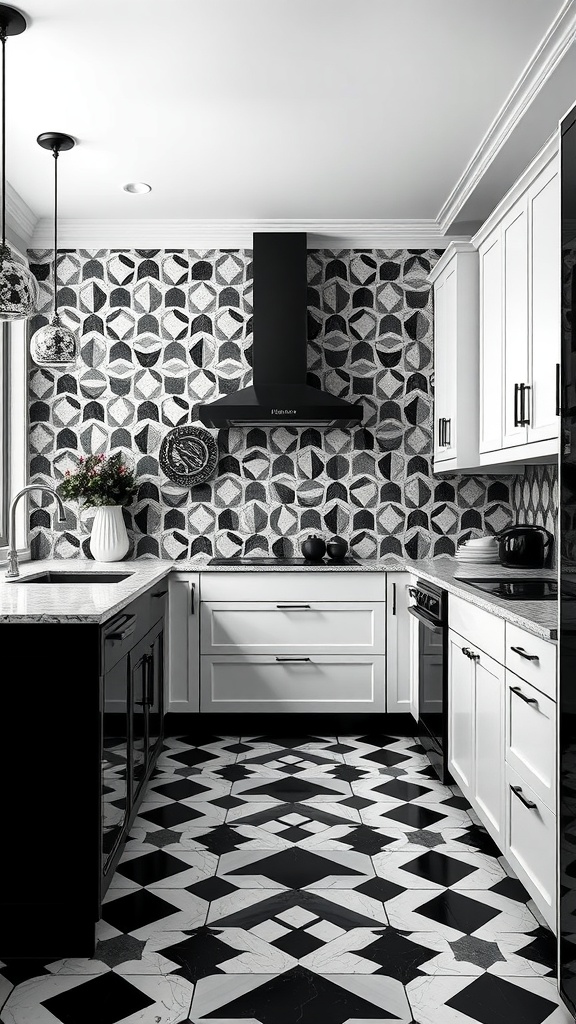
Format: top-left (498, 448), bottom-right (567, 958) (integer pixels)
top-left (408, 580), bottom-right (450, 785)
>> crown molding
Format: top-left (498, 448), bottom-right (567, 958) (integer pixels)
top-left (4, 181), bottom-right (37, 250)
top-left (29, 217), bottom-right (470, 251)
top-left (437, 0), bottom-right (576, 233)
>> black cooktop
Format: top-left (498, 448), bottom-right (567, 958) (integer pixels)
top-left (208, 556), bottom-right (359, 566)
top-left (458, 578), bottom-right (564, 601)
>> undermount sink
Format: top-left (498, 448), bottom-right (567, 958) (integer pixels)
top-left (13, 572), bottom-right (133, 584)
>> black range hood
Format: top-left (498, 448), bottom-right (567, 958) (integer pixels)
top-left (198, 232), bottom-right (362, 428)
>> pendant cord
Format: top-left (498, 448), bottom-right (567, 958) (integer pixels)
top-left (53, 148), bottom-right (58, 314)
top-left (1, 28), bottom-right (6, 250)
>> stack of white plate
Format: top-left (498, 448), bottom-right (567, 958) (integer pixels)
top-left (455, 536), bottom-right (500, 564)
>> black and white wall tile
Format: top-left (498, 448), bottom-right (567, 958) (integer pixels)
top-left (26, 247), bottom-right (554, 562)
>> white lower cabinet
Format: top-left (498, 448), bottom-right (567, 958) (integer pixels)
top-left (199, 571), bottom-right (387, 714)
top-left (448, 631), bottom-right (475, 797)
top-left (167, 572), bottom-right (199, 713)
top-left (200, 655), bottom-right (385, 713)
top-left (474, 651), bottom-right (505, 845)
top-left (449, 599), bottom-right (558, 932)
top-left (386, 573), bottom-right (413, 713)
top-left (506, 763), bottom-right (556, 929)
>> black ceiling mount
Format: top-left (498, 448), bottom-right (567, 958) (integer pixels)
top-left (37, 132), bottom-right (76, 154)
top-left (0, 5), bottom-right (27, 36)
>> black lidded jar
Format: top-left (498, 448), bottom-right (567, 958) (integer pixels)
top-left (300, 534), bottom-right (326, 561)
top-left (326, 536), bottom-right (348, 561)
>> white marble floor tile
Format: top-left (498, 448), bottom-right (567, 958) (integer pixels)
top-left (406, 974), bottom-right (573, 1024)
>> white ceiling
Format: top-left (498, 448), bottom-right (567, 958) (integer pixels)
top-left (4, 0), bottom-right (566, 223)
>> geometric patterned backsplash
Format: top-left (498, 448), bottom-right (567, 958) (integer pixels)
top-left (26, 246), bottom-right (554, 562)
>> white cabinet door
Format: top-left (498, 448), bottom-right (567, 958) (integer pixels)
top-left (167, 573), bottom-right (199, 713)
top-left (502, 200), bottom-right (529, 448)
top-left (528, 162), bottom-right (560, 443)
top-left (506, 763), bottom-right (556, 930)
top-left (201, 602), bottom-right (385, 655)
top-left (448, 630), bottom-right (474, 798)
top-left (201, 655), bottom-right (385, 713)
top-left (386, 573), bottom-right (412, 713)
top-left (474, 650), bottom-right (505, 845)
top-left (505, 670), bottom-right (556, 809)
top-left (479, 231), bottom-right (503, 454)
top-left (434, 265), bottom-right (457, 464)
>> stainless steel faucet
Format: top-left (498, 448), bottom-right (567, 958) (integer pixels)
top-left (6, 485), bottom-right (67, 578)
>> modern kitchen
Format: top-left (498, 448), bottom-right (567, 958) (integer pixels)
top-left (0, 2), bottom-right (575, 1023)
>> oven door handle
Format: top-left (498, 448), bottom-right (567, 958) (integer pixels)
top-left (408, 606), bottom-right (443, 633)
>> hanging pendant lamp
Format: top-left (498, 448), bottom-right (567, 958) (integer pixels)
top-left (30, 131), bottom-right (78, 367)
top-left (0, 5), bottom-right (37, 320)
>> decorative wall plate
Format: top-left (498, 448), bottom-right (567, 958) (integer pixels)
top-left (159, 425), bottom-right (218, 487)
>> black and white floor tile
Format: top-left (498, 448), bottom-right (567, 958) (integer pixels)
top-left (0, 734), bottom-right (571, 1024)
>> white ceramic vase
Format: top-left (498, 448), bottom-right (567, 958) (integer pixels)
top-left (90, 505), bottom-right (129, 562)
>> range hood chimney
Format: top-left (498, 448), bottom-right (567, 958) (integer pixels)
top-left (198, 232), bottom-right (362, 428)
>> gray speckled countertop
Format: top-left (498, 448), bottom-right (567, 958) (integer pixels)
top-left (0, 556), bottom-right (559, 640)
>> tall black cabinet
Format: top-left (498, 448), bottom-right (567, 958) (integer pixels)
top-left (0, 580), bottom-right (167, 959)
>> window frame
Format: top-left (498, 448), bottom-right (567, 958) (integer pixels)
top-left (0, 319), bottom-right (30, 564)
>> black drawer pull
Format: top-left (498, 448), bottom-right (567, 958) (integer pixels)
top-left (462, 647), bottom-right (471, 658)
top-left (510, 685), bottom-right (538, 706)
top-left (510, 646), bottom-right (539, 662)
top-left (276, 604), bottom-right (311, 610)
top-left (514, 383), bottom-right (520, 427)
top-left (152, 589), bottom-right (168, 599)
top-left (510, 784), bottom-right (537, 810)
top-left (105, 614), bottom-right (136, 642)
top-left (275, 656), bottom-right (311, 663)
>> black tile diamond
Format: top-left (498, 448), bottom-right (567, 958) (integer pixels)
top-left (115, 849), bottom-right (190, 886)
top-left (186, 876), bottom-right (237, 902)
top-left (380, 804), bottom-right (445, 829)
top-left (42, 971), bottom-right (154, 1024)
top-left (151, 779), bottom-right (211, 800)
top-left (102, 889), bottom-right (179, 933)
top-left (192, 825), bottom-right (252, 855)
top-left (228, 848), bottom-right (362, 887)
top-left (198, 965), bottom-right (391, 1023)
top-left (241, 779), bottom-right (342, 801)
top-left (272, 929), bottom-right (324, 958)
top-left (519, 927), bottom-right (557, 975)
top-left (446, 974), bottom-right (558, 1024)
top-left (339, 824), bottom-right (399, 855)
top-left (156, 926), bottom-right (234, 984)
top-left (356, 926), bottom-right (434, 982)
top-left (372, 779), bottom-right (430, 802)
top-left (417, 890), bottom-right (500, 933)
top-left (356, 876), bottom-right (405, 903)
top-left (490, 875), bottom-right (530, 903)
top-left (360, 748), bottom-right (411, 767)
top-left (167, 748), bottom-right (219, 767)
top-left (455, 824), bottom-right (501, 857)
top-left (139, 803), bottom-right (203, 827)
top-left (403, 850), bottom-right (476, 886)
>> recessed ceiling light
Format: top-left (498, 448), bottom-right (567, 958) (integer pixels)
top-left (122, 182), bottom-right (151, 194)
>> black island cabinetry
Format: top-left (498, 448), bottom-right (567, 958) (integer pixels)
top-left (0, 581), bottom-right (166, 959)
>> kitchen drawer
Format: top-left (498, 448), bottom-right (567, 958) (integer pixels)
top-left (200, 602), bottom-right (385, 655)
top-left (505, 623), bottom-right (557, 700)
top-left (505, 763), bottom-right (556, 930)
top-left (200, 655), bottom-right (385, 713)
top-left (200, 571), bottom-right (385, 604)
top-left (449, 594), bottom-right (505, 663)
top-left (505, 670), bottom-right (556, 810)
top-left (101, 584), bottom-right (167, 674)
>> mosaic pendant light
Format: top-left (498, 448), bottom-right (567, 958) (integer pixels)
top-left (0, 6), bottom-right (37, 320)
top-left (30, 132), bottom-right (78, 367)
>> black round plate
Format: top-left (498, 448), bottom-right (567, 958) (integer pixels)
top-left (159, 425), bottom-right (218, 487)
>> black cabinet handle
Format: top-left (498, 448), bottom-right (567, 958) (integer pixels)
top-left (519, 383), bottom-right (531, 426)
top-left (510, 685), bottom-right (538, 706)
top-left (462, 647), bottom-right (471, 658)
top-left (510, 784), bottom-right (537, 810)
top-left (556, 363), bottom-right (561, 416)
top-left (276, 604), bottom-right (311, 610)
top-left (275, 656), bottom-right (311, 663)
top-left (514, 383), bottom-right (520, 427)
top-left (438, 417), bottom-right (444, 447)
top-left (445, 417), bottom-right (451, 446)
top-left (391, 582), bottom-right (396, 616)
top-left (190, 582), bottom-right (195, 615)
top-left (105, 614), bottom-right (136, 642)
top-left (510, 645), bottom-right (539, 662)
top-left (469, 650), bottom-right (480, 661)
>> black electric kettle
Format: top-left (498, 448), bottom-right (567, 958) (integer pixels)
top-left (496, 524), bottom-right (553, 569)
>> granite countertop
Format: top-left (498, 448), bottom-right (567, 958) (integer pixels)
top-left (0, 556), bottom-right (559, 640)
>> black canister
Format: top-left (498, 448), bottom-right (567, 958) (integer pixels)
top-left (300, 534), bottom-right (326, 561)
top-left (326, 536), bottom-right (348, 561)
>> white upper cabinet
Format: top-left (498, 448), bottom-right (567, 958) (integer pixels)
top-left (473, 135), bottom-right (560, 465)
top-left (429, 242), bottom-right (479, 472)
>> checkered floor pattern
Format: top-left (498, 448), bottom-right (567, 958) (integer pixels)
top-left (0, 734), bottom-right (569, 1023)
